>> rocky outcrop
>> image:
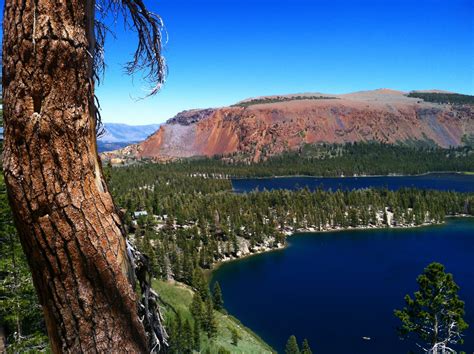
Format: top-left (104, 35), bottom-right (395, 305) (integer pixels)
top-left (166, 109), bottom-right (216, 126)
top-left (104, 89), bottom-right (474, 162)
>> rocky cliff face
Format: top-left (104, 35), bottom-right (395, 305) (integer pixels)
top-left (105, 89), bottom-right (474, 162)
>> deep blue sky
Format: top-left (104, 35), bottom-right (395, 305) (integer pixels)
top-left (2, 0), bottom-right (474, 123)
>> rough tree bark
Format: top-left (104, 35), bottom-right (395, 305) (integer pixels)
top-left (2, 0), bottom-right (150, 352)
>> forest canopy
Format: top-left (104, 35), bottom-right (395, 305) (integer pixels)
top-left (407, 92), bottom-right (474, 105)
top-left (131, 142), bottom-right (474, 178)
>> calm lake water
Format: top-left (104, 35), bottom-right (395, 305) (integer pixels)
top-left (232, 173), bottom-right (474, 193)
top-left (211, 218), bottom-right (474, 353)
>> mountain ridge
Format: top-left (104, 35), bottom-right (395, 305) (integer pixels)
top-left (102, 89), bottom-right (474, 162)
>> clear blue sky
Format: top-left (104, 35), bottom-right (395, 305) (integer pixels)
top-left (2, 0), bottom-right (474, 124)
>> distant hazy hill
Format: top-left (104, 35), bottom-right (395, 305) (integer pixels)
top-left (104, 90), bottom-right (474, 161)
top-left (100, 123), bottom-right (161, 142)
top-left (98, 123), bottom-right (161, 152)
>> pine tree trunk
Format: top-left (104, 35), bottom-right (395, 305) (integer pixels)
top-left (2, 1), bottom-right (148, 352)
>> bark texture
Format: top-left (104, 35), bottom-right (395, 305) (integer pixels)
top-left (2, 1), bottom-right (149, 352)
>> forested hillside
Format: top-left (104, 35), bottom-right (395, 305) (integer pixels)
top-left (407, 92), bottom-right (474, 105)
top-left (108, 163), bottom-right (474, 284)
top-left (154, 280), bottom-right (274, 353)
top-left (120, 143), bottom-right (474, 177)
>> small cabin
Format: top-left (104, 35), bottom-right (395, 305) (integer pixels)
top-left (133, 211), bottom-right (148, 219)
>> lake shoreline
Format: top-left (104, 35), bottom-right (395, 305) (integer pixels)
top-left (209, 215), bottom-right (473, 276)
top-left (231, 171), bottom-right (473, 181)
top-left (210, 218), bottom-right (474, 353)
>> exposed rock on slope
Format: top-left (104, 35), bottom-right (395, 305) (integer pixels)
top-left (106, 89), bottom-right (474, 162)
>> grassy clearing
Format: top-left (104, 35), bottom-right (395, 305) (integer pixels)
top-left (153, 279), bottom-right (275, 353)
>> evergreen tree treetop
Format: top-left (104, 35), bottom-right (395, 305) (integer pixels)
top-left (394, 262), bottom-right (468, 353)
top-left (212, 281), bottom-right (224, 311)
top-left (301, 338), bottom-right (313, 354)
top-left (285, 335), bottom-right (300, 354)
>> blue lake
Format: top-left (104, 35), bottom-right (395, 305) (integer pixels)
top-left (211, 218), bottom-right (474, 353)
top-left (232, 173), bottom-right (474, 193)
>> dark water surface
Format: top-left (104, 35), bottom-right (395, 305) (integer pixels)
top-left (212, 219), bottom-right (474, 353)
top-left (232, 173), bottom-right (474, 193)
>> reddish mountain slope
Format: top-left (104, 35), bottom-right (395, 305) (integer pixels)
top-left (106, 90), bottom-right (474, 162)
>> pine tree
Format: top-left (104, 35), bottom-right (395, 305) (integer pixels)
top-left (192, 268), bottom-right (210, 300)
top-left (204, 298), bottom-right (218, 339)
top-left (190, 292), bottom-right (204, 326)
top-left (231, 233), bottom-right (239, 254)
top-left (193, 319), bottom-right (201, 351)
top-left (301, 338), bottom-right (313, 354)
top-left (167, 316), bottom-right (179, 354)
top-left (182, 319), bottom-right (193, 353)
top-left (394, 262), bottom-right (468, 353)
top-left (383, 210), bottom-right (389, 226)
top-left (2, 1), bottom-right (167, 349)
top-left (182, 248), bottom-right (194, 285)
top-left (285, 335), bottom-right (300, 354)
top-left (212, 282), bottom-right (224, 311)
top-left (174, 312), bottom-right (184, 353)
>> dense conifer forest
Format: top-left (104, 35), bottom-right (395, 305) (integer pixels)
top-left (107, 163), bottom-right (474, 281)
top-left (407, 92), bottom-right (474, 105)
top-left (134, 143), bottom-right (474, 177)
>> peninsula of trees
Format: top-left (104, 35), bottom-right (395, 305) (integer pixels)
top-left (107, 163), bottom-right (474, 283)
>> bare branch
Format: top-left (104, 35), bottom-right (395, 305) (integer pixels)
top-left (127, 240), bottom-right (169, 352)
top-left (97, 0), bottom-right (167, 96)
top-left (93, 18), bottom-right (108, 83)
